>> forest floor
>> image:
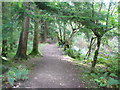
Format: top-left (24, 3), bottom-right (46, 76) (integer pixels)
top-left (17, 44), bottom-right (96, 88)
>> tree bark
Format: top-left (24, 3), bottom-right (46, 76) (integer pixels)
top-left (30, 19), bottom-right (40, 56)
top-left (2, 40), bottom-right (7, 57)
top-left (43, 21), bottom-right (47, 42)
top-left (85, 37), bottom-right (96, 59)
top-left (63, 23), bottom-right (67, 50)
top-left (63, 23), bottom-right (66, 41)
top-left (2, 2), bottom-right (8, 57)
top-left (58, 28), bottom-right (63, 46)
top-left (14, 2), bottom-right (30, 60)
top-left (91, 36), bottom-right (101, 72)
top-left (106, 2), bottom-right (112, 29)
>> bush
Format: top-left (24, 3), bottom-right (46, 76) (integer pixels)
top-left (91, 72), bottom-right (120, 88)
top-left (0, 65), bottom-right (9, 74)
top-left (65, 48), bottom-right (82, 59)
top-left (6, 65), bottom-right (29, 86)
top-left (97, 55), bottom-right (118, 74)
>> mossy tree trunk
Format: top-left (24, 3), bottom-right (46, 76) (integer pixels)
top-left (14, 2), bottom-right (30, 60)
top-left (91, 36), bottom-right (101, 72)
top-left (30, 18), bottom-right (40, 56)
top-left (2, 2), bottom-right (8, 57)
top-left (2, 40), bottom-right (7, 57)
top-left (40, 20), bottom-right (47, 43)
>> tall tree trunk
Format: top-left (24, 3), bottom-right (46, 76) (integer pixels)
top-left (91, 36), bottom-right (101, 72)
top-left (57, 32), bottom-right (61, 45)
top-left (63, 23), bottom-right (66, 42)
top-left (40, 19), bottom-right (44, 42)
top-left (14, 2), bottom-right (30, 60)
top-left (43, 21), bottom-right (47, 42)
top-left (58, 22), bottom-right (63, 46)
top-left (9, 3), bottom-right (14, 51)
top-left (9, 26), bottom-right (14, 51)
top-left (63, 23), bottom-right (66, 50)
top-left (29, 19), bottom-right (40, 56)
top-left (2, 2), bottom-right (8, 57)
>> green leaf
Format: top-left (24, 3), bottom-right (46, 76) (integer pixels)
top-left (107, 77), bottom-right (120, 86)
top-left (6, 65), bottom-right (29, 86)
top-left (8, 78), bottom-right (15, 86)
top-left (18, 2), bottom-right (23, 8)
top-left (100, 83), bottom-right (106, 87)
top-left (100, 77), bottom-right (104, 80)
top-left (22, 76), bottom-right (29, 80)
top-left (15, 72), bottom-right (22, 79)
top-left (94, 79), bottom-right (100, 83)
top-left (109, 73), bottom-right (117, 77)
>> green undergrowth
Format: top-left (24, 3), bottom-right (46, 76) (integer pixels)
top-left (72, 58), bottom-right (119, 88)
top-left (1, 43), bottom-right (47, 88)
top-left (65, 48), bottom-right (85, 60)
top-left (4, 42), bottom-right (45, 61)
top-left (1, 57), bottom-right (34, 88)
top-left (64, 48), bottom-right (119, 88)
top-left (1, 65), bottom-right (29, 88)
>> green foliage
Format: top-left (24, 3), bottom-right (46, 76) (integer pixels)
top-left (93, 73), bottom-right (108, 87)
top-left (97, 55), bottom-right (118, 74)
top-left (17, 2), bottom-right (23, 8)
top-left (90, 72), bottom-right (120, 88)
top-left (0, 65), bottom-right (9, 74)
top-left (65, 48), bottom-right (85, 60)
top-left (7, 71), bottom-right (16, 86)
top-left (107, 77), bottom-right (120, 87)
top-left (1, 2), bottom-right (118, 88)
top-left (6, 65), bottom-right (29, 86)
top-left (0, 75), bottom-right (4, 81)
top-left (65, 48), bottom-right (80, 58)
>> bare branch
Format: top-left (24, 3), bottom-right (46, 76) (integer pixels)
top-left (70, 22), bottom-right (74, 30)
top-left (92, 0), bottom-right (94, 17)
top-left (104, 27), bottom-right (115, 32)
top-left (110, 4), bottom-right (116, 16)
top-left (68, 22), bottom-right (81, 41)
top-left (98, 2), bottom-right (103, 17)
top-left (106, 2), bottom-right (112, 28)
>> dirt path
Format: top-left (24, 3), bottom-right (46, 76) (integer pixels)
top-left (20, 44), bottom-right (84, 88)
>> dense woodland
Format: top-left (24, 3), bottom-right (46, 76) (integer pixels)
top-left (0, 1), bottom-right (120, 89)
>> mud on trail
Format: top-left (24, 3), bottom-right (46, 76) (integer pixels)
top-left (19, 44), bottom-right (84, 88)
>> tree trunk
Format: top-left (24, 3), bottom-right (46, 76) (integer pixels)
top-left (63, 28), bottom-right (76, 50)
top-left (57, 32), bottom-right (61, 45)
top-left (29, 19), bottom-right (40, 56)
top-left (63, 23), bottom-right (67, 50)
top-left (64, 40), bottom-right (70, 51)
top-left (2, 2), bottom-right (8, 57)
top-left (43, 21), bottom-right (47, 42)
top-left (14, 2), bottom-right (30, 60)
top-left (58, 30), bottom-right (63, 46)
top-left (85, 37), bottom-right (96, 59)
top-left (9, 26), bottom-right (15, 51)
top-left (63, 23), bottom-right (66, 42)
top-left (2, 40), bottom-right (7, 57)
top-left (91, 37), bottom-right (101, 72)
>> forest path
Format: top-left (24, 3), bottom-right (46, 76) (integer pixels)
top-left (20, 44), bottom-right (83, 88)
